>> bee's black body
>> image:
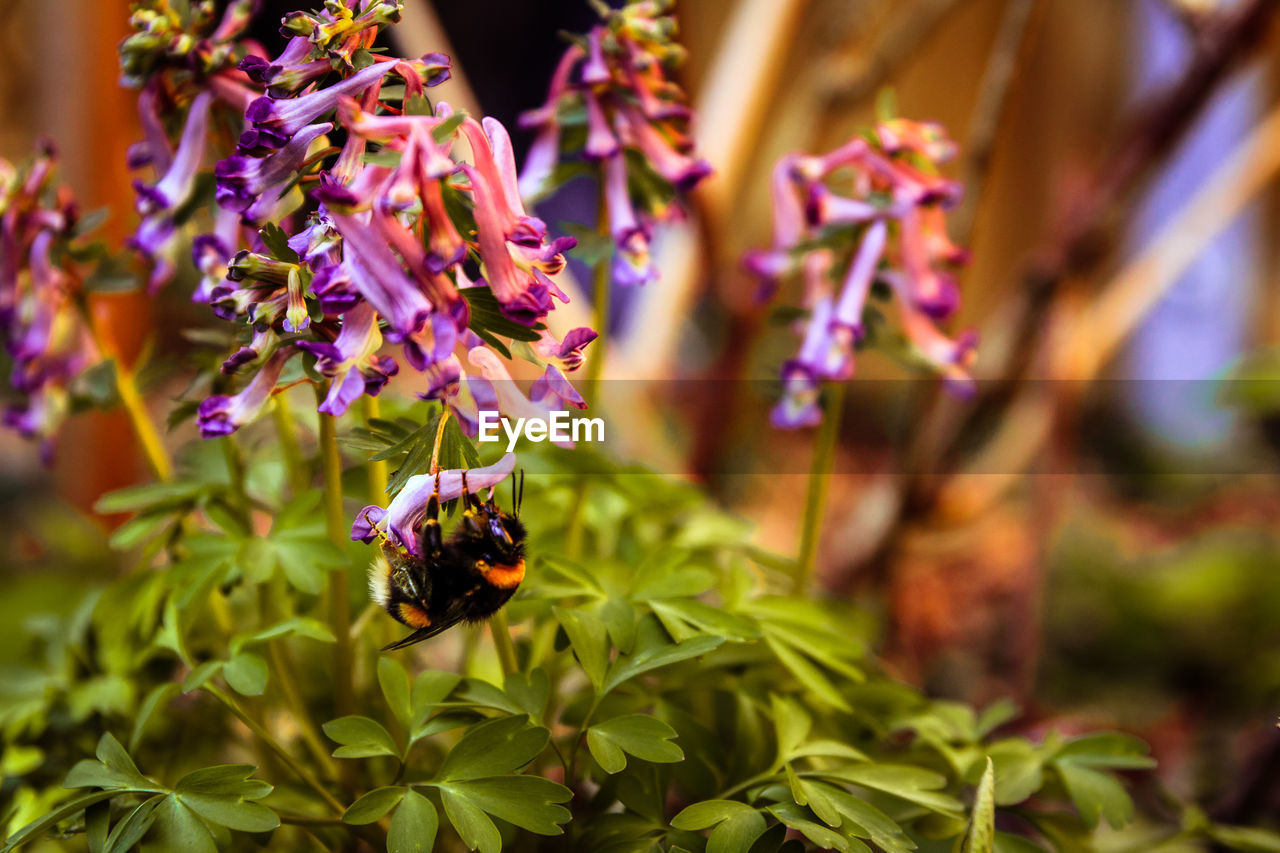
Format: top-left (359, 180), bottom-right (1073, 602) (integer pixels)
top-left (370, 472), bottom-right (526, 650)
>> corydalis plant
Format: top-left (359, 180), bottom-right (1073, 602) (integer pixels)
top-left (519, 0), bottom-right (711, 287)
top-left (0, 143), bottom-right (101, 455)
top-left (747, 118), bottom-right (977, 428)
top-left (162, 5), bottom-right (594, 439)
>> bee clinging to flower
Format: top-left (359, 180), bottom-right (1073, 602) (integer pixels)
top-left (353, 453), bottom-right (525, 650)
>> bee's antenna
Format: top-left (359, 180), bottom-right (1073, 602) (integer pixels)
top-left (517, 470), bottom-right (525, 515)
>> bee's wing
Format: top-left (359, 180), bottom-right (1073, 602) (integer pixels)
top-left (382, 621), bottom-right (452, 651)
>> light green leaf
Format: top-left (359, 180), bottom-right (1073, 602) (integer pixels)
top-left (223, 652), bottom-right (269, 696)
top-left (388, 789), bottom-right (439, 853)
top-left (182, 661), bottom-right (222, 694)
top-left (0, 791), bottom-right (121, 852)
top-left (993, 832), bottom-right (1050, 853)
top-left (323, 715), bottom-right (399, 759)
top-left (829, 764), bottom-right (965, 818)
top-left (1209, 824), bottom-right (1280, 852)
top-left (130, 683), bottom-right (179, 752)
top-left (771, 695), bottom-right (811, 765)
top-left (379, 657), bottom-right (413, 729)
top-left (344, 787), bottom-right (407, 825)
top-left (1056, 763), bottom-right (1134, 829)
top-left (556, 607), bottom-right (610, 690)
top-left (671, 799), bottom-right (759, 830)
top-left (765, 634), bottom-right (852, 711)
top-left (961, 757), bottom-right (995, 853)
top-left (768, 802), bottom-right (866, 853)
top-left (987, 739), bottom-right (1044, 806)
top-left (587, 714), bottom-right (683, 773)
top-left (1053, 733), bottom-right (1156, 770)
top-left (707, 809), bottom-right (768, 853)
top-left (436, 715), bottom-right (548, 781)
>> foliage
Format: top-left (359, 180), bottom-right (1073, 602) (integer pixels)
top-left (3, 430), bottom-right (1276, 852)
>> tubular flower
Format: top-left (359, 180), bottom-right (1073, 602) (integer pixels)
top-left (192, 13), bottom-right (591, 440)
top-left (351, 452), bottom-right (517, 554)
top-left (518, 0), bottom-right (711, 287)
top-left (745, 118), bottom-right (977, 428)
top-left (0, 142), bottom-right (99, 456)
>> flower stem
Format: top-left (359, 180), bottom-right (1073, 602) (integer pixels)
top-left (274, 393), bottom-right (309, 496)
top-left (794, 383), bottom-right (845, 594)
top-left (115, 364), bottom-right (173, 481)
top-left (318, 407), bottom-right (354, 720)
top-left (428, 407), bottom-right (452, 474)
top-left (205, 685), bottom-right (344, 815)
top-left (488, 610), bottom-right (519, 676)
top-left (362, 396), bottom-right (388, 500)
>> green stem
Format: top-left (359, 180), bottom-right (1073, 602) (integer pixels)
top-left (318, 407), bottom-right (354, 720)
top-left (206, 685), bottom-right (344, 815)
top-left (274, 393), bottom-right (309, 496)
top-left (794, 383), bottom-right (846, 594)
top-left (115, 364), bottom-right (174, 481)
top-left (488, 610), bottom-right (519, 676)
top-left (362, 396), bottom-right (388, 500)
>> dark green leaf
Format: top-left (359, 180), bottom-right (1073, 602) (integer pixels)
top-left (0, 791), bottom-right (120, 852)
top-left (344, 787), bottom-right (407, 825)
top-left (556, 607), bottom-right (610, 690)
top-left (103, 795), bottom-right (165, 853)
top-left (174, 765), bottom-right (271, 800)
top-left (379, 657), bottom-right (413, 729)
top-left (437, 776), bottom-right (572, 835)
top-left (389, 789), bottom-right (439, 853)
top-left (130, 683), bottom-right (178, 752)
top-left (436, 715), bottom-right (548, 781)
top-left (440, 786), bottom-right (501, 853)
top-left (603, 635), bottom-right (724, 694)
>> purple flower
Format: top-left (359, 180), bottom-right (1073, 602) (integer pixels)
top-left (324, 209), bottom-right (434, 341)
top-left (197, 347), bottom-right (295, 438)
top-left (351, 452), bottom-right (517, 554)
top-left (130, 91), bottom-right (213, 292)
top-left (296, 303), bottom-right (399, 416)
top-left (240, 60), bottom-right (399, 152)
top-left (215, 121), bottom-right (332, 218)
top-left (533, 327), bottom-right (598, 372)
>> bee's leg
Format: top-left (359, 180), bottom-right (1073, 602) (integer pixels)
top-left (422, 471), bottom-right (444, 557)
top-left (459, 470), bottom-right (484, 535)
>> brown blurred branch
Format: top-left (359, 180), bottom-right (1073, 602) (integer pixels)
top-left (835, 0), bottom-right (1280, 594)
top-left (820, 0), bottom-right (973, 107)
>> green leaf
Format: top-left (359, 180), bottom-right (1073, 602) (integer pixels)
top-left (412, 670), bottom-right (463, 728)
top-left (708, 809), bottom-right (768, 853)
top-left (323, 715), bottom-right (399, 759)
top-left (1056, 763), bottom-right (1133, 829)
top-left (440, 785), bottom-right (502, 853)
top-left (149, 796), bottom-right (216, 853)
top-left (174, 765), bottom-right (271, 800)
top-left (1209, 825), bottom-right (1280, 852)
top-left (344, 786), bottom-right (407, 825)
top-left (555, 606), bottom-right (610, 690)
top-left (672, 799), bottom-right (759, 830)
top-left (259, 222), bottom-right (299, 262)
top-left (768, 802), bottom-right (866, 853)
top-left (987, 739), bottom-right (1044, 806)
top-left (437, 776), bottom-right (572, 835)
top-left (103, 795), bottom-right (165, 853)
top-left (802, 782), bottom-right (913, 853)
top-left (130, 683), bottom-right (179, 752)
top-left (961, 757), bottom-right (995, 853)
top-left (828, 764), bottom-right (965, 818)
top-left (223, 652), bottom-right (269, 696)
top-left (436, 715), bottom-right (549, 781)
top-left (1052, 733), bottom-right (1156, 770)
top-left (379, 657), bottom-right (413, 729)
top-left (0, 791), bottom-right (121, 852)
top-left (649, 599), bottom-right (760, 642)
top-left (588, 714), bottom-right (684, 773)
top-left (771, 695), bottom-right (811, 765)
top-left (603, 635), bottom-right (724, 694)
top-left (180, 795), bottom-right (279, 833)
top-left (182, 661), bottom-right (223, 694)
top-left (993, 833), bottom-right (1050, 853)
top-left (764, 633), bottom-right (852, 711)
top-left (85, 800), bottom-right (108, 853)
top-left (63, 735), bottom-right (159, 792)
top-left (389, 789), bottom-right (439, 853)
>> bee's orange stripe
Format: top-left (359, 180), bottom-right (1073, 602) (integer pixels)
top-left (485, 559), bottom-right (525, 590)
top-left (398, 602), bottom-right (431, 628)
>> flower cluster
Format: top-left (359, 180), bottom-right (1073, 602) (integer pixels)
top-left (122, 0), bottom-right (263, 292)
top-left (746, 119), bottom-right (977, 429)
top-left (194, 10), bottom-right (594, 440)
top-left (0, 143), bottom-right (98, 455)
top-left (518, 0), bottom-right (711, 286)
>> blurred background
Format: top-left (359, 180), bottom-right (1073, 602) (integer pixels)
top-left (2, 0), bottom-right (1279, 827)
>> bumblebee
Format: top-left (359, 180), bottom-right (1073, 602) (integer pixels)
top-left (369, 471), bottom-right (526, 651)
